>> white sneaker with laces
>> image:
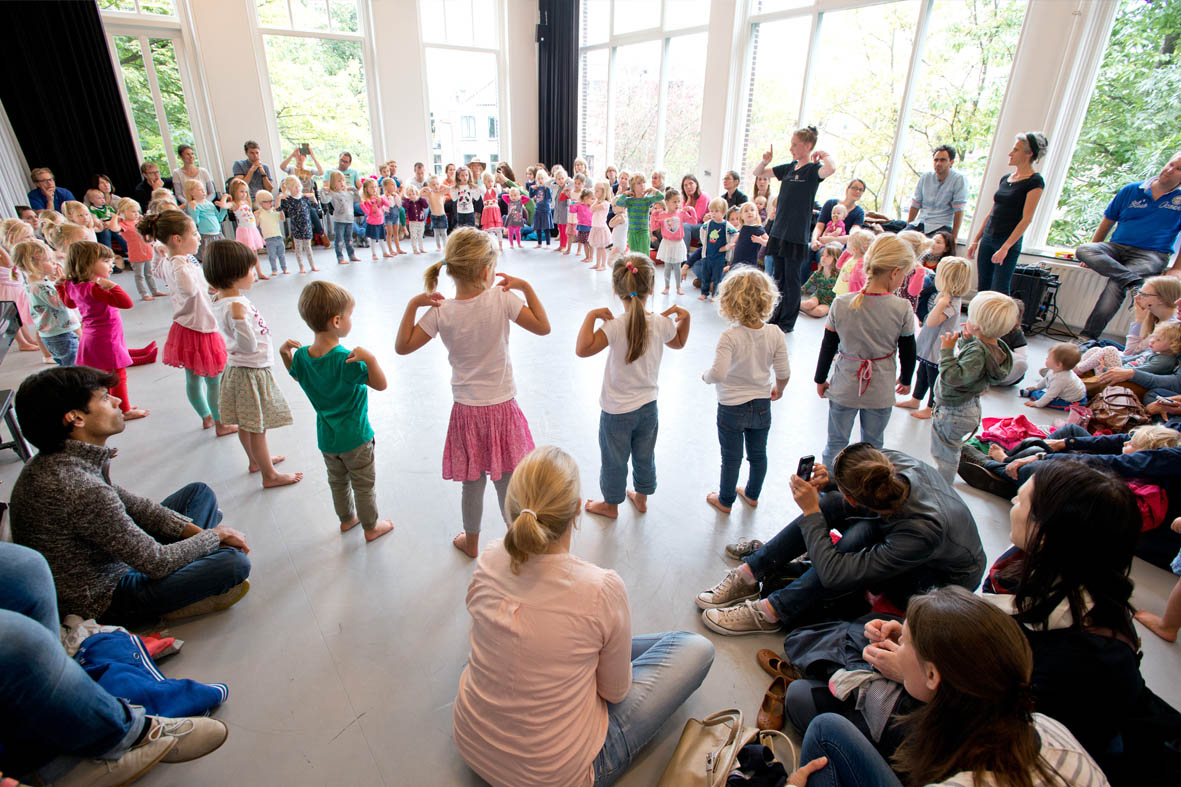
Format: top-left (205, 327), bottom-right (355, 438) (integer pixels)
top-left (695, 568), bottom-right (759, 610)
top-left (701, 599), bottom-right (780, 636)
top-left (154, 716), bottom-right (229, 763)
top-left (54, 719), bottom-right (176, 787)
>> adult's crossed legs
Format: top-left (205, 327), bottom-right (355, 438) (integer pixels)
top-left (1076, 242), bottom-right (1169, 339)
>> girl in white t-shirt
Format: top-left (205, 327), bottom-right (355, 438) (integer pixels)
top-left (702, 267), bottom-right (790, 514)
top-left (575, 254), bottom-right (690, 519)
top-left (395, 228), bottom-right (551, 557)
top-left (205, 240), bottom-right (302, 489)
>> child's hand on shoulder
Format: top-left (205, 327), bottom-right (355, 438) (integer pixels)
top-left (1171, 516), bottom-right (1181, 535)
top-left (661, 305), bottom-right (689, 323)
top-left (230, 301), bottom-right (247, 320)
top-left (346, 346), bottom-right (375, 365)
top-left (940, 330), bottom-right (961, 350)
top-left (95, 277), bottom-right (116, 290)
top-left (411, 292), bottom-right (445, 309)
top-left (495, 272), bottom-right (529, 292)
top-left (280, 339), bottom-right (302, 356)
top-left (590, 307), bottom-right (614, 323)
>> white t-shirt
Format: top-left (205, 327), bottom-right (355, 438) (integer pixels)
top-left (213, 294), bottom-right (273, 368)
top-left (418, 286), bottom-right (526, 406)
top-left (599, 311), bottom-right (676, 414)
top-left (161, 256), bottom-right (216, 333)
top-left (703, 323), bottom-right (790, 405)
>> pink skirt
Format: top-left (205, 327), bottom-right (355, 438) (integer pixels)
top-left (442, 399), bottom-right (534, 482)
top-left (163, 322), bottom-right (227, 377)
top-left (481, 205), bottom-right (502, 229)
top-left (589, 226), bottom-right (611, 249)
top-left (235, 225), bottom-right (265, 250)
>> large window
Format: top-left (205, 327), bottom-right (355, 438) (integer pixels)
top-left (420, 0), bottom-right (504, 173)
top-left (256, 1), bottom-right (374, 173)
top-left (739, 16), bottom-right (810, 179)
top-left (1047, 0), bottom-right (1181, 248)
top-left (577, 1), bottom-right (709, 180)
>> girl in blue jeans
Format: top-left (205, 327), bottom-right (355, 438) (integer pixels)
top-left (702, 267), bottom-right (790, 514)
top-left (788, 586), bottom-right (1106, 787)
top-left (576, 254), bottom-right (691, 519)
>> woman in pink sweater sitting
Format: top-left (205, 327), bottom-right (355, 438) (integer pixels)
top-left (452, 446), bottom-right (714, 787)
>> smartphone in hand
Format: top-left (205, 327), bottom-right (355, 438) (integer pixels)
top-left (300, 143), bottom-right (310, 155)
top-left (797, 455), bottom-right (815, 483)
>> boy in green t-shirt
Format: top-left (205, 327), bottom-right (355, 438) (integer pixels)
top-left (280, 281), bottom-right (393, 542)
top-left (612, 173), bottom-right (662, 254)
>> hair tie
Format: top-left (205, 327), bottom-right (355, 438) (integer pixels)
top-left (519, 508), bottom-right (536, 518)
top-left (629, 291), bottom-right (637, 297)
top-left (625, 261), bottom-right (637, 273)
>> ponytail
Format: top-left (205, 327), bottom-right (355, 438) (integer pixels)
top-left (611, 253), bottom-right (655, 364)
top-left (503, 446), bottom-right (582, 574)
top-left (423, 260), bottom-right (445, 293)
top-left (136, 213), bottom-right (159, 241)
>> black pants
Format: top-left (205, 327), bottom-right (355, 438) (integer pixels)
top-left (912, 360), bottom-right (938, 406)
top-left (768, 241), bottom-right (809, 332)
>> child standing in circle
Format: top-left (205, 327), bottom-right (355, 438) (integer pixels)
top-left (613, 173), bottom-right (662, 255)
top-left (225, 178), bottom-right (268, 281)
top-left (529, 170), bottom-right (553, 247)
top-left (576, 254), bottom-right (690, 518)
top-left (205, 240), bottom-right (302, 488)
top-left (402, 185), bottom-right (428, 254)
top-left (114, 198), bottom-right (164, 300)
top-left (13, 239), bottom-right (79, 366)
top-left (395, 228), bottom-right (551, 557)
top-left (360, 179), bottom-right (387, 261)
top-left (653, 189), bottom-right (695, 295)
top-left (281, 175), bottom-right (319, 271)
top-left (814, 234), bottom-right (918, 467)
top-left (896, 256), bottom-right (972, 419)
top-left (480, 172), bottom-right (504, 250)
top-left (139, 209), bottom-right (234, 436)
top-left (503, 187), bottom-right (528, 249)
top-left (702, 268), bottom-right (790, 514)
top-left (589, 181), bottom-right (612, 270)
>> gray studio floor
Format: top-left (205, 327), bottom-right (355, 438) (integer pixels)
top-left (0, 239), bottom-right (1177, 786)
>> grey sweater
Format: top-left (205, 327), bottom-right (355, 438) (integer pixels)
top-left (9, 440), bottom-right (220, 619)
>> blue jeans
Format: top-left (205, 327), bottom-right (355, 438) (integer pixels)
top-left (681, 222), bottom-right (702, 254)
top-left (264, 235), bottom-right (286, 273)
top-left (591, 632), bottom-right (715, 786)
top-left (42, 332), bottom-right (78, 366)
top-left (717, 399), bottom-right (771, 507)
top-left (0, 543), bottom-right (146, 781)
top-left (799, 713), bottom-right (903, 787)
top-left (976, 233), bottom-right (1022, 294)
top-left (701, 256), bottom-right (725, 298)
top-left (824, 402), bottom-right (893, 468)
top-left (599, 401), bottom-right (659, 505)
top-left (930, 399), bottom-right (981, 483)
top-left (1076, 242), bottom-right (1170, 339)
top-left (100, 483), bottom-right (251, 627)
top-left (744, 495), bottom-right (879, 626)
top-left (333, 220), bottom-right (354, 260)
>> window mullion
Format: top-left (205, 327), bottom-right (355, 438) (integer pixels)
top-left (881, 0), bottom-right (933, 217)
top-left (139, 34), bottom-right (177, 172)
top-left (654, 36), bottom-right (670, 172)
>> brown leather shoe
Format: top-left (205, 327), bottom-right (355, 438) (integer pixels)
top-left (756, 648), bottom-right (802, 681)
top-left (756, 676), bottom-right (788, 730)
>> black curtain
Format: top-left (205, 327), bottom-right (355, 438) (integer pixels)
top-left (0, 1), bottom-right (141, 203)
top-left (537, 0), bottom-right (579, 171)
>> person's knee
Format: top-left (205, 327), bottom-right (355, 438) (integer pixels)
top-left (678, 631), bottom-right (715, 670)
top-left (0, 612), bottom-right (58, 673)
top-left (3, 545), bottom-right (53, 602)
top-left (214, 547), bottom-right (252, 585)
top-left (785, 679), bottom-right (820, 733)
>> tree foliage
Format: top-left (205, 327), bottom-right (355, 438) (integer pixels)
top-left (1048, 0), bottom-right (1181, 248)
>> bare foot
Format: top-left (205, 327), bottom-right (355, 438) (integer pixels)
top-left (452, 532), bottom-right (479, 558)
top-left (311, 266), bottom-right (320, 271)
top-left (339, 259), bottom-right (349, 265)
top-left (584, 499), bottom-right (619, 519)
top-left (124, 408), bottom-right (149, 420)
top-left (258, 274), bottom-right (270, 280)
top-left (202, 415), bottom-right (214, 430)
top-left (698, 294), bottom-right (707, 301)
top-left (735, 487), bottom-right (758, 507)
top-left (17, 343), bottom-right (39, 352)
top-left (1134, 610), bottom-right (1178, 642)
top-left (895, 398), bottom-right (920, 410)
top-left (340, 516), bottom-right (361, 532)
top-left (987, 444), bottom-right (1008, 462)
top-left (141, 295), bottom-right (154, 301)
top-left (349, 256), bottom-right (361, 262)
top-left (676, 289), bottom-right (685, 295)
top-left (662, 287), bottom-right (670, 295)
top-left (910, 407), bottom-right (933, 420)
top-left (383, 253), bottom-right (393, 258)
top-left (706, 492), bottom-right (731, 514)
top-left (365, 520), bottom-right (394, 542)
top-left (248, 455), bottom-right (286, 473)
top-left (284, 270), bottom-right (292, 275)
top-left (214, 421), bottom-right (238, 437)
top-left (262, 471), bottom-right (303, 488)
top-left (626, 490), bottom-right (648, 512)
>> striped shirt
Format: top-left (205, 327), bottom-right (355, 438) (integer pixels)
top-left (934, 714), bottom-right (1109, 786)
top-left (615, 194), bottom-right (661, 234)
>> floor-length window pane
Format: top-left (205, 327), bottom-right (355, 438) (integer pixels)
top-left (113, 36), bottom-right (168, 171)
top-left (149, 38), bottom-right (195, 153)
top-left (897, 0), bottom-right (1026, 227)
top-left (262, 35), bottom-right (373, 172)
top-left (579, 48), bottom-right (609, 176)
top-left (611, 40), bottom-right (661, 175)
top-left (614, 0), bottom-right (659, 35)
top-left (424, 48), bottom-right (500, 171)
top-left (809, 1), bottom-right (919, 211)
top-left (661, 33), bottom-right (707, 180)
top-left (741, 16), bottom-right (810, 181)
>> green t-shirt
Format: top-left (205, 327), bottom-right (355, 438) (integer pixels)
top-left (288, 344), bottom-right (373, 454)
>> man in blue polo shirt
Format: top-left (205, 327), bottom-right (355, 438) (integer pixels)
top-left (1077, 152), bottom-right (1181, 339)
top-left (26, 167), bottom-right (75, 211)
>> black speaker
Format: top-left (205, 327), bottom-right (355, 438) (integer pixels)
top-left (1008, 266), bottom-right (1059, 329)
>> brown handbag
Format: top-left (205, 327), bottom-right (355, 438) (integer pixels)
top-left (1087, 385), bottom-right (1150, 433)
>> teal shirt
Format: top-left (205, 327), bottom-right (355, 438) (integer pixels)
top-left (187, 201), bottom-right (228, 235)
top-left (288, 345), bottom-right (374, 454)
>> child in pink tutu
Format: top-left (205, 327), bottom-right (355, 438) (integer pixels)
top-left (59, 241), bottom-right (155, 419)
top-left (480, 172), bottom-right (503, 250)
top-left (225, 178), bottom-right (269, 281)
top-left (139, 209), bottom-right (235, 436)
top-left (394, 227), bottom-right (551, 558)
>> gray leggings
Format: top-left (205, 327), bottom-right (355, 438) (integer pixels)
top-left (461, 472), bottom-right (513, 535)
top-left (131, 261), bottom-right (161, 298)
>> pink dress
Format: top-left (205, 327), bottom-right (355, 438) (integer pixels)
top-left (0, 266), bottom-right (33, 327)
top-left (61, 281), bottom-right (132, 370)
top-left (481, 188), bottom-right (502, 229)
top-left (233, 204), bottom-right (264, 249)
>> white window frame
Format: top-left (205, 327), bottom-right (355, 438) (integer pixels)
top-left (578, 0), bottom-right (710, 173)
top-left (417, 0), bottom-right (510, 173)
top-left (249, 0), bottom-right (385, 173)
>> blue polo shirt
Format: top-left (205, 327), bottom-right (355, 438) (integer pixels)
top-left (27, 187), bottom-right (75, 211)
top-left (1106, 180), bottom-right (1181, 254)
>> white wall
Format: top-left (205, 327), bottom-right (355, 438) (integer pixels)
top-left (505, 0), bottom-right (539, 168)
top-left (371, 0), bottom-right (432, 165)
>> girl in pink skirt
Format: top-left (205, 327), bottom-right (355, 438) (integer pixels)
top-left (394, 227), bottom-right (551, 558)
top-left (139, 209), bottom-right (235, 436)
top-left (225, 178), bottom-right (269, 281)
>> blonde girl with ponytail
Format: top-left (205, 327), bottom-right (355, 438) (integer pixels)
top-left (454, 445), bottom-right (716, 787)
top-left (814, 233), bottom-right (918, 467)
top-left (575, 254), bottom-right (690, 518)
top-left (394, 227), bottom-right (552, 557)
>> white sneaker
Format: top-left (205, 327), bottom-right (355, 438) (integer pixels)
top-left (54, 720), bottom-right (176, 786)
top-left (702, 600), bottom-right (780, 636)
top-left (154, 716), bottom-right (229, 763)
top-left (695, 568), bottom-right (759, 610)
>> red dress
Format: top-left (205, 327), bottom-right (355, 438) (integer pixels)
top-left (481, 188), bottom-right (502, 229)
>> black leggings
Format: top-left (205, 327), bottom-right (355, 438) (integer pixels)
top-left (911, 360), bottom-right (938, 406)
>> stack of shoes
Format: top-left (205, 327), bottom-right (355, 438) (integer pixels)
top-left (755, 649), bottom-right (802, 730)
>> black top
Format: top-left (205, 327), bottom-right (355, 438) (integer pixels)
top-left (133, 177), bottom-right (175, 211)
top-left (732, 225), bottom-right (766, 266)
top-left (816, 198), bottom-right (865, 235)
top-left (723, 188), bottom-right (749, 208)
top-left (770, 161), bottom-right (824, 244)
top-left (985, 172), bottom-right (1044, 240)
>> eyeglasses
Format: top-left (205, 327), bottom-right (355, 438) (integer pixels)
top-left (35, 177), bottom-right (54, 184)
top-left (1136, 288), bottom-right (1158, 298)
